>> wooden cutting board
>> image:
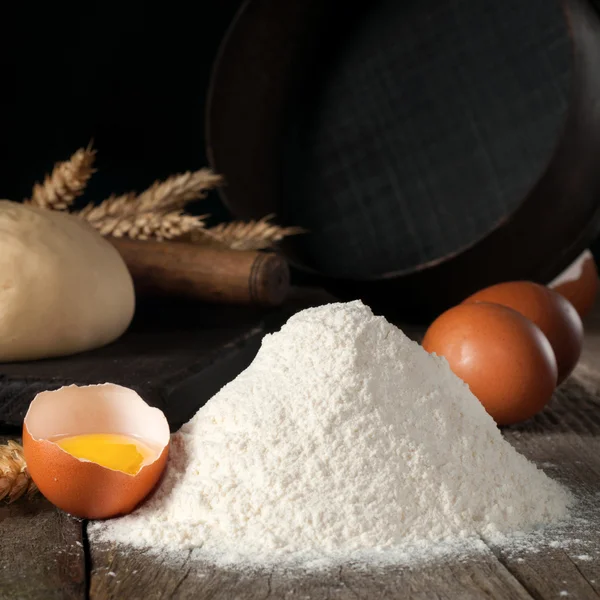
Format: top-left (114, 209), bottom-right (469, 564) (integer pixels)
top-left (0, 288), bottom-right (336, 431)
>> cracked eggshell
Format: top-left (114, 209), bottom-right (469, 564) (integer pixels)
top-left (22, 383), bottom-right (170, 520)
top-left (549, 249), bottom-right (599, 319)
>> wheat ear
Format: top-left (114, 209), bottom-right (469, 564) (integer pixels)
top-left (193, 215), bottom-right (306, 251)
top-left (0, 441), bottom-right (37, 503)
top-left (135, 169), bottom-right (223, 213)
top-left (26, 143), bottom-right (97, 210)
top-left (77, 169), bottom-right (221, 240)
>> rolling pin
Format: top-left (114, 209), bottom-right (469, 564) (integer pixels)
top-left (109, 237), bottom-right (290, 307)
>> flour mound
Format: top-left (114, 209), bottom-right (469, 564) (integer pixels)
top-left (94, 300), bottom-right (570, 565)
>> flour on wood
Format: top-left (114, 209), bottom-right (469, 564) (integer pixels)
top-left (92, 300), bottom-right (571, 567)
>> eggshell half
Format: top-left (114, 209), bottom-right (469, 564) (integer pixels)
top-left (22, 383), bottom-right (170, 519)
top-left (549, 249), bottom-right (599, 318)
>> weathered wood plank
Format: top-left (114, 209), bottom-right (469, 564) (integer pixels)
top-left (0, 301), bottom-right (273, 430)
top-left (0, 435), bottom-right (86, 600)
top-left (89, 542), bottom-right (534, 600)
top-left (491, 421), bottom-right (600, 599)
top-left (488, 330), bottom-right (600, 600)
top-left (0, 287), bottom-right (336, 431)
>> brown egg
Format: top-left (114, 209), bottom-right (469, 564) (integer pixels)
top-left (463, 281), bottom-right (583, 384)
top-left (422, 302), bottom-right (557, 425)
top-left (22, 383), bottom-right (170, 519)
top-left (549, 249), bottom-right (599, 319)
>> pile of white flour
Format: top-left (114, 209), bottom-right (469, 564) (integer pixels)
top-left (92, 300), bottom-right (571, 566)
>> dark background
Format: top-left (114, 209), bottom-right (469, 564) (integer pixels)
top-left (1, 0), bottom-right (600, 259)
top-left (0, 1), bottom-right (244, 222)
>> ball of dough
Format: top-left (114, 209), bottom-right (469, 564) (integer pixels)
top-left (0, 201), bottom-right (135, 361)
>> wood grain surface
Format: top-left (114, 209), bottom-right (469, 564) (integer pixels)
top-left (0, 288), bottom-right (335, 431)
top-left (0, 435), bottom-right (87, 600)
top-left (2, 294), bottom-right (600, 600)
top-left (0, 299), bottom-right (272, 431)
top-left (88, 547), bottom-right (533, 600)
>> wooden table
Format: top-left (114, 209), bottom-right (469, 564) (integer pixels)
top-left (1, 297), bottom-right (600, 599)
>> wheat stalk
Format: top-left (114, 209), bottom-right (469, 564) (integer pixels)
top-left (28, 150), bottom-right (304, 249)
top-left (0, 441), bottom-right (37, 503)
top-left (99, 208), bottom-right (208, 241)
top-left (26, 144), bottom-right (97, 210)
top-left (79, 169), bottom-right (222, 222)
top-left (77, 169), bottom-right (221, 241)
top-left (193, 215), bottom-right (306, 251)
top-left (81, 201), bottom-right (208, 241)
top-left (135, 169), bottom-right (223, 213)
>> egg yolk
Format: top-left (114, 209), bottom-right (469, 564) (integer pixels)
top-left (54, 433), bottom-right (154, 475)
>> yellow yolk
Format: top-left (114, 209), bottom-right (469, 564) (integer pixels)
top-left (54, 433), bottom-right (154, 475)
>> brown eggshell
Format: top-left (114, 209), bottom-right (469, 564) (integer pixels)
top-left (463, 281), bottom-right (583, 384)
top-left (22, 383), bottom-right (170, 520)
top-left (549, 249), bottom-right (599, 319)
top-left (422, 302), bottom-right (558, 426)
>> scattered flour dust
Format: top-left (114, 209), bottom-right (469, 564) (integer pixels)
top-left (91, 300), bottom-right (572, 568)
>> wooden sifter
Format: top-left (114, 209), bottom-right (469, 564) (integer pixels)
top-left (206, 0), bottom-right (600, 320)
